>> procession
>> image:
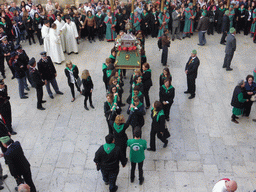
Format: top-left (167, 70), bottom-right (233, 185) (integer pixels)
top-left (0, 0), bottom-right (255, 191)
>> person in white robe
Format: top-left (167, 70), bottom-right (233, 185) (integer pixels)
top-left (60, 16), bottom-right (79, 55)
top-left (54, 15), bottom-right (66, 52)
top-left (41, 20), bottom-right (50, 53)
top-left (49, 24), bottom-right (65, 64)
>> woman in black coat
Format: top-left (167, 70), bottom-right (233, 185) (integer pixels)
top-left (207, 5), bottom-right (216, 35)
top-left (142, 63), bottom-right (152, 109)
top-left (216, 3), bottom-right (226, 34)
top-left (159, 67), bottom-right (172, 87)
top-left (64, 61), bottom-right (81, 102)
top-left (141, 9), bottom-right (151, 38)
top-left (244, 6), bottom-right (253, 35)
top-left (243, 75), bottom-right (256, 117)
top-left (104, 93), bottom-right (118, 134)
top-left (159, 78), bottom-right (175, 121)
top-left (147, 101), bottom-right (168, 152)
top-left (33, 13), bottom-right (43, 45)
top-left (81, 69), bottom-right (94, 110)
top-left (110, 114), bottom-right (131, 158)
top-left (24, 15), bottom-right (35, 45)
top-left (150, 7), bottom-right (159, 38)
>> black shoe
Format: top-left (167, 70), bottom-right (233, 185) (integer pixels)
top-left (90, 104), bottom-right (95, 109)
top-left (220, 43), bottom-right (226, 45)
top-left (71, 98), bottom-right (75, 102)
top-left (188, 95), bottom-right (195, 99)
top-left (11, 131), bottom-right (17, 135)
top-left (131, 177), bottom-right (134, 183)
top-left (75, 52), bottom-right (78, 54)
top-left (222, 65), bottom-right (226, 68)
top-left (226, 68), bottom-right (233, 71)
top-left (166, 118), bottom-right (170, 122)
top-left (197, 44), bottom-right (204, 46)
top-left (163, 140), bottom-right (168, 148)
top-left (84, 106), bottom-right (89, 110)
top-left (146, 106), bottom-right (150, 109)
top-left (252, 119), bottom-right (256, 122)
top-left (3, 75), bottom-right (6, 79)
top-left (24, 93), bottom-right (28, 95)
top-left (121, 103), bottom-right (125, 107)
top-left (42, 100), bottom-right (46, 103)
top-left (37, 107), bottom-right (45, 110)
top-left (0, 186), bottom-right (4, 190)
top-left (184, 91), bottom-right (190, 94)
top-left (231, 119), bottom-right (239, 124)
top-left (15, 187), bottom-right (18, 191)
top-left (0, 175), bottom-right (8, 180)
top-left (50, 95), bottom-right (54, 99)
top-left (89, 40), bottom-right (92, 43)
top-left (67, 52), bottom-right (71, 55)
top-left (93, 39), bottom-right (96, 42)
top-left (113, 186), bottom-right (118, 192)
top-left (139, 177), bottom-right (144, 185)
top-left (147, 148), bottom-right (156, 152)
top-left (21, 96), bottom-right (28, 99)
top-left (11, 76), bottom-right (15, 79)
top-left (56, 91), bottom-right (64, 95)
top-left (105, 181), bottom-right (109, 185)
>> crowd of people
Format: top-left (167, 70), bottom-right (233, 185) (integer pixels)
top-left (0, 0), bottom-right (255, 191)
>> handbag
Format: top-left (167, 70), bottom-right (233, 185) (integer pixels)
top-left (251, 94), bottom-right (256, 102)
top-left (163, 127), bottom-right (170, 139)
top-left (76, 77), bottom-right (82, 88)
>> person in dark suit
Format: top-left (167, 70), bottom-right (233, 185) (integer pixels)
top-left (142, 63), bottom-right (152, 109)
top-left (150, 7), bottom-right (159, 38)
top-left (0, 79), bottom-right (16, 135)
top-left (0, 136), bottom-right (37, 192)
top-left (64, 61), bottom-right (81, 102)
top-left (184, 49), bottom-right (200, 99)
top-left (94, 134), bottom-right (127, 192)
top-left (196, 12), bottom-right (209, 46)
top-left (147, 101), bottom-right (168, 152)
top-left (0, 44), bottom-right (5, 79)
top-left (159, 78), bottom-right (175, 121)
top-left (81, 69), bottom-right (94, 110)
top-left (222, 27), bottom-right (236, 71)
top-left (29, 57), bottom-right (46, 110)
top-left (161, 29), bottom-right (170, 66)
top-left (172, 7), bottom-right (182, 41)
top-left (37, 51), bottom-right (63, 99)
top-left (220, 10), bottom-right (230, 45)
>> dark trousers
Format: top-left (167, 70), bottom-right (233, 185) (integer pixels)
top-left (198, 31), bottom-right (206, 45)
top-left (101, 168), bottom-right (119, 192)
top-left (36, 86), bottom-right (43, 109)
top-left (207, 22), bottom-right (214, 35)
top-left (131, 161), bottom-right (143, 180)
top-left (45, 78), bottom-right (60, 97)
top-left (0, 58), bottom-right (4, 77)
top-left (220, 31), bottom-right (227, 44)
top-left (25, 69), bottom-right (35, 87)
top-left (27, 30), bottom-right (35, 44)
top-left (0, 102), bottom-right (13, 132)
top-left (143, 88), bottom-right (150, 107)
top-left (161, 46), bottom-right (168, 66)
top-left (98, 26), bottom-right (104, 40)
top-left (87, 26), bottom-right (94, 40)
top-left (16, 169), bottom-right (36, 192)
top-left (69, 82), bottom-right (81, 99)
top-left (243, 100), bottom-right (253, 117)
top-left (107, 119), bottom-right (113, 134)
top-left (122, 69), bottom-right (126, 77)
top-left (150, 128), bottom-right (167, 151)
top-left (187, 75), bottom-right (196, 96)
top-left (163, 103), bottom-right (172, 119)
top-left (35, 30), bottom-right (43, 45)
top-left (223, 52), bottom-right (234, 69)
top-left (84, 92), bottom-right (92, 106)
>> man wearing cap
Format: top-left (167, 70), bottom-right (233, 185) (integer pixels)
top-left (60, 16), bottom-right (79, 55)
top-left (157, 7), bottom-right (170, 38)
top-left (41, 20), bottom-right (51, 53)
top-left (37, 52), bottom-right (63, 99)
top-left (29, 57), bottom-right (46, 110)
top-left (183, 3), bottom-right (196, 39)
top-left (223, 27), bottom-right (236, 71)
top-left (196, 11), bottom-right (209, 46)
top-left (0, 79), bottom-right (16, 135)
top-left (184, 49), bottom-right (200, 99)
top-left (0, 36), bottom-right (15, 79)
top-left (220, 10), bottom-right (230, 45)
top-left (0, 136), bottom-right (37, 192)
top-left (15, 45), bottom-right (34, 88)
top-left (212, 178), bottom-right (237, 192)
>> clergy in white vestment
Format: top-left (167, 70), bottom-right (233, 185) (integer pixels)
top-left (41, 20), bottom-right (50, 53)
top-left (49, 24), bottom-right (65, 64)
top-left (60, 16), bottom-right (79, 55)
top-left (54, 15), bottom-right (66, 52)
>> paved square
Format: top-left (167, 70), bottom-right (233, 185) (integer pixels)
top-left (1, 33), bottom-right (256, 192)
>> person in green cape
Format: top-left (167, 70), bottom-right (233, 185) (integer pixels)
top-left (182, 3), bottom-right (196, 38)
top-left (157, 7), bottom-right (170, 38)
top-left (250, 8), bottom-right (256, 37)
top-left (94, 134), bottom-right (127, 192)
top-left (127, 127), bottom-right (147, 185)
top-left (130, 10), bottom-right (141, 33)
top-left (231, 80), bottom-right (249, 124)
top-left (102, 58), bottom-right (113, 91)
top-left (228, 5), bottom-right (235, 29)
top-left (104, 10), bottom-right (117, 42)
top-left (147, 101), bottom-right (168, 151)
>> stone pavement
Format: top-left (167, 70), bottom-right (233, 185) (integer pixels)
top-left (0, 32), bottom-right (256, 192)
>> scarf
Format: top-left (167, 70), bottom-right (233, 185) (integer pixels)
top-left (66, 64), bottom-right (76, 72)
top-left (152, 108), bottom-right (165, 122)
top-left (143, 69), bottom-right (151, 73)
top-left (88, 16), bottom-right (94, 19)
top-left (103, 143), bottom-right (115, 154)
top-left (162, 84), bottom-right (173, 93)
top-left (86, 76), bottom-right (91, 81)
top-left (35, 17), bottom-right (41, 21)
top-left (113, 123), bottom-right (125, 133)
top-left (106, 69), bottom-right (112, 77)
top-left (109, 54), bottom-right (115, 60)
top-left (102, 63), bottom-right (108, 70)
top-left (107, 101), bottom-right (114, 108)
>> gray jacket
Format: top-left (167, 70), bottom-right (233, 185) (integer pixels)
top-left (225, 34), bottom-right (236, 55)
top-left (172, 11), bottom-right (181, 28)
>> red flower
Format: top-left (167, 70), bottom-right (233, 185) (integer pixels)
top-left (118, 46), bottom-right (121, 51)
top-left (128, 47), bottom-right (133, 51)
top-left (123, 47), bottom-right (127, 51)
top-left (132, 46), bottom-right (137, 50)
